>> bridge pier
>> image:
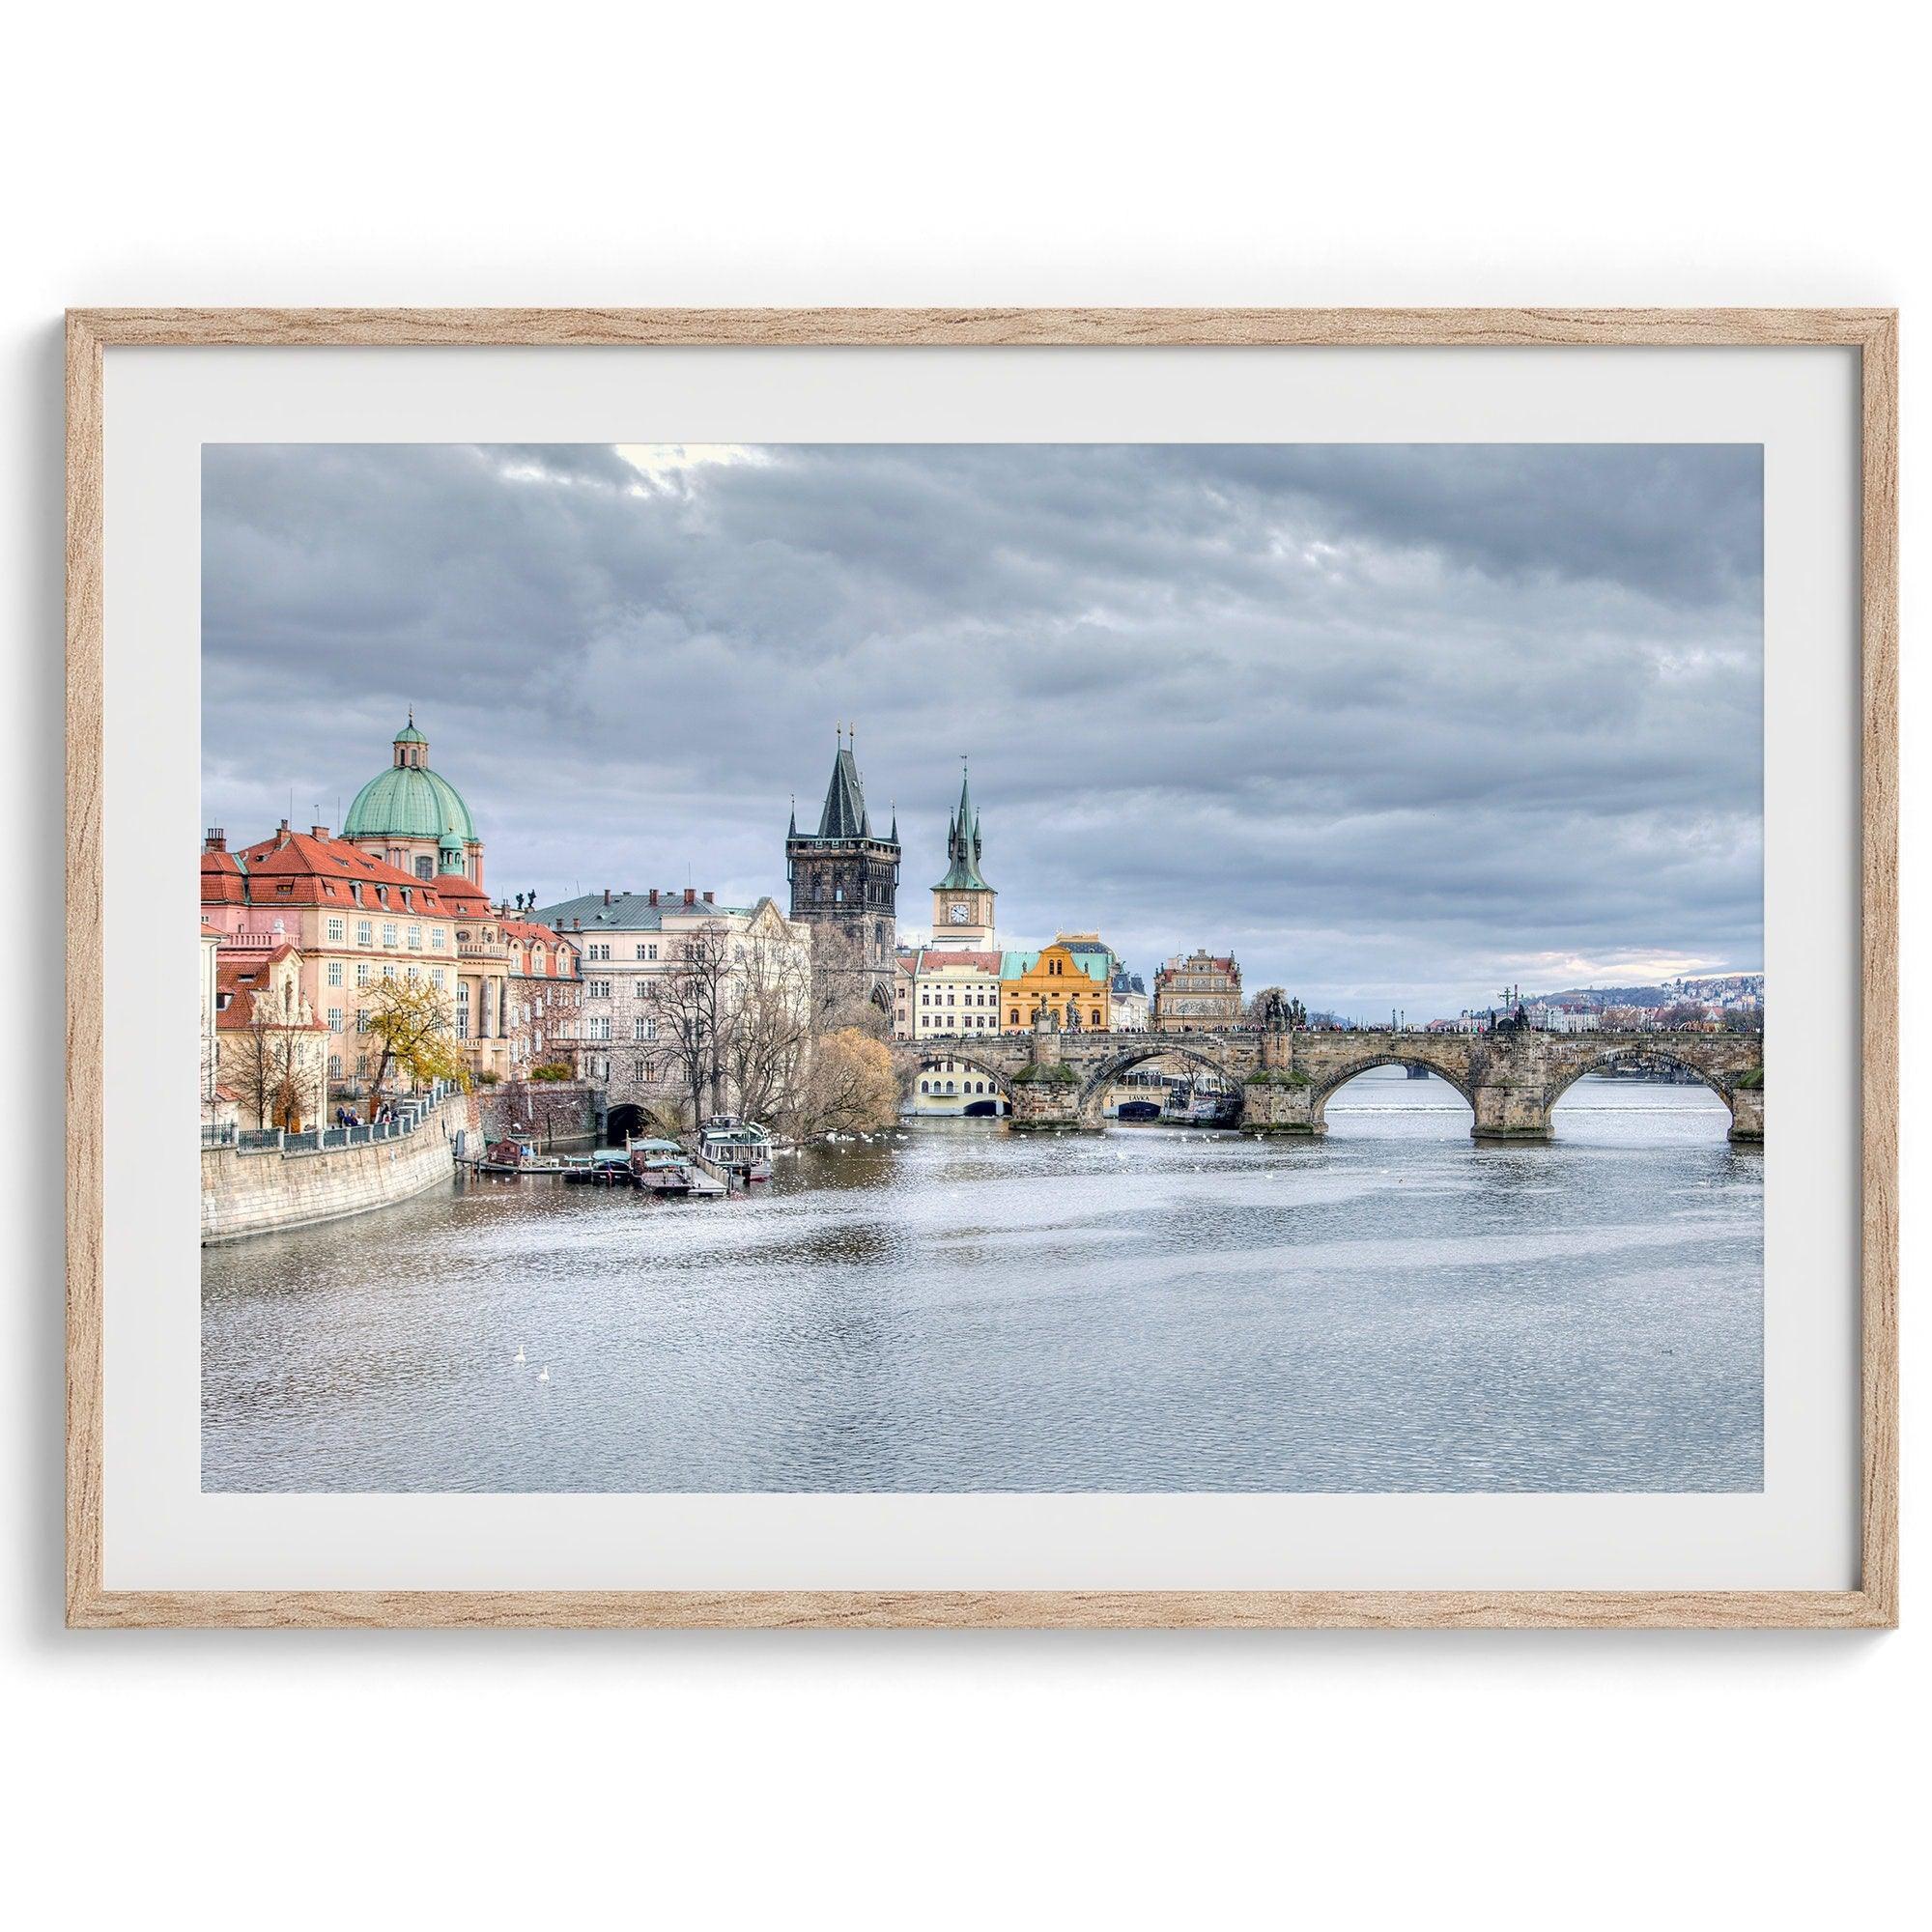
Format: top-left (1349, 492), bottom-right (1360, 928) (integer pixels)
top-left (1238, 1073), bottom-right (1321, 1135)
top-left (1006, 1013), bottom-right (1099, 1130)
top-left (1469, 1083), bottom-right (1553, 1143)
top-left (1726, 1083), bottom-right (1764, 1145)
top-left (1005, 1078), bottom-right (1094, 1131)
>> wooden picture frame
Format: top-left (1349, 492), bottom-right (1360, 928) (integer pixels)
top-left (66, 307), bottom-right (1898, 1630)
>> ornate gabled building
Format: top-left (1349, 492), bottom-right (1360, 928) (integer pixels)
top-left (928, 762), bottom-right (996, 950)
top-left (784, 729), bottom-right (899, 1026)
top-left (1152, 950), bottom-right (1244, 1032)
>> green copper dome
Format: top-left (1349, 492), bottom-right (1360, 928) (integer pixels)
top-left (344, 764), bottom-right (475, 840)
top-left (344, 721), bottom-right (475, 841)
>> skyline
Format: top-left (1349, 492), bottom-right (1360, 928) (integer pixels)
top-left (202, 441), bottom-right (1763, 1018)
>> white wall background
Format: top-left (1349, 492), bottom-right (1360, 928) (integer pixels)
top-left (3, 4), bottom-right (1919, 1923)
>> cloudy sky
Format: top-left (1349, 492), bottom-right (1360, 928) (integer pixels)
top-left (202, 441), bottom-right (1762, 1019)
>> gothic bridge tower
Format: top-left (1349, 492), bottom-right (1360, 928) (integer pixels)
top-left (785, 728), bottom-right (900, 1026)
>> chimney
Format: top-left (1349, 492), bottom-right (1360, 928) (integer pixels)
top-left (203, 828), bottom-right (226, 853)
top-left (311, 825), bottom-right (328, 840)
top-left (274, 818), bottom-right (292, 848)
top-left (649, 889), bottom-right (659, 906)
top-left (603, 888), bottom-right (611, 906)
top-left (684, 887), bottom-right (696, 905)
top-left (702, 890), bottom-right (714, 904)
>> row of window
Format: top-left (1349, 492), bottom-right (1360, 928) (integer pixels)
top-left (583, 943), bottom-right (662, 962)
top-left (324, 915), bottom-right (448, 952)
top-left (326, 960), bottom-right (449, 992)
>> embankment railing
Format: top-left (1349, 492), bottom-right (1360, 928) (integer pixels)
top-left (213, 1079), bottom-right (463, 1159)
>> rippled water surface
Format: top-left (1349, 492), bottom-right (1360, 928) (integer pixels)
top-left (201, 1072), bottom-right (1763, 1492)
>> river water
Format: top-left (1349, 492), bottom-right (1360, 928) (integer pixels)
top-left (201, 1069), bottom-right (1763, 1493)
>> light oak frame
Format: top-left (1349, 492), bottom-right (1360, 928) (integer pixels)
top-left (65, 308), bottom-right (1899, 1630)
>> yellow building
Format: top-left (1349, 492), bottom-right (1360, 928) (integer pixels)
top-left (1000, 942), bottom-right (1112, 1034)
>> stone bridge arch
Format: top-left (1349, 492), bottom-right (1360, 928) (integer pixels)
top-left (1073, 1037), bottom-right (1250, 1123)
top-left (902, 1044), bottom-right (1020, 1111)
top-left (1543, 1039), bottom-right (1762, 1141)
top-left (1307, 1048), bottom-right (1478, 1131)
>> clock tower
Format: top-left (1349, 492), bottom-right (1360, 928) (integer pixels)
top-left (929, 761), bottom-right (996, 949)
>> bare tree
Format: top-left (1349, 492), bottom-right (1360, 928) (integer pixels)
top-left (723, 934), bottom-right (813, 1126)
top-left (228, 981), bottom-right (326, 1131)
top-left (645, 922), bottom-right (734, 1125)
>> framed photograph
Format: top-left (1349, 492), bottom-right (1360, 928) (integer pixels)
top-left (66, 308), bottom-right (1896, 1629)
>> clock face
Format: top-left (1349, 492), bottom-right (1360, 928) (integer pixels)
top-left (948, 902), bottom-right (970, 923)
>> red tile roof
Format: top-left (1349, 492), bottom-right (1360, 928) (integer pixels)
top-left (916, 949), bottom-right (1003, 973)
top-left (203, 827), bottom-right (458, 916)
top-left (501, 918), bottom-right (580, 976)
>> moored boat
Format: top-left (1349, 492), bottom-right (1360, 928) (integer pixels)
top-left (628, 1136), bottom-right (697, 1195)
top-left (698, 1114), bottom-right (774, 1183)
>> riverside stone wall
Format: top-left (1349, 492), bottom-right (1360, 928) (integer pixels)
top-left (201, 1094), bottom-right (473, 1244)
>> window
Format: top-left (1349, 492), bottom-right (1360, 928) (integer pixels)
top-left (431, 927), bottom-right (445, 949)
top-left (408, 924), bottom-right (422, 950)
top-left (355, 962), bottom-right (372, 988)
top-left (456, 992), bottom-right (470, 1038)
top-left (327, 1054), bottom-right (341, 1077)
top-left (326, 917), bottom-right (345, 943)
top-left (633, 1018), bottom-right (650, 1041)
top-left (355, 1010), bottom-right (369, 1034)
top-left (415, 856), bottom-right (434, 880)
top-left (635, 980), bottom-right (650, 998)
top-left (588, 943), bottom-right (610, 961)
top-left (635, 944), bottom-right (649, 959)
top-left (406, 967), bottom-right (420, 983)
top-left (381, 962), bottom-right (395, 980)
top-left (919, 1080), bottom-right (928, 1094)
top-left (382, 923), bottom-right (398, 948)
top-left (326, 960), bottom-right (343, 987)
top-left (587, 1016), bottom-right (611, 1041)
top-left (646, 944), bottom-right (658, 961)
top-left (634, 1060), bottom-right (646, 1081)
top-left (431, 968), bottom-right (445, 988)
top-left (327, 1008), bottom-right (343, 1033)
top-left (356, 921), bottom-right (373, 946)
top-left (588, 980), bottom-right (611, 999)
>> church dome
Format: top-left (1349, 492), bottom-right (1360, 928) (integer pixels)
top-left (343, 718), bottom-right (476, 842)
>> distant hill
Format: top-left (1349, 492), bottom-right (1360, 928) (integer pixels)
top-left (1525, 985), bottom-right (1673, 1009)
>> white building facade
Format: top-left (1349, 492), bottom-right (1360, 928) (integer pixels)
top-left (532, 887), bottom-right (811, 1120)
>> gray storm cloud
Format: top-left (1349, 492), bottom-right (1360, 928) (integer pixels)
top-left (201, 441), bottom-right (1762, 1018)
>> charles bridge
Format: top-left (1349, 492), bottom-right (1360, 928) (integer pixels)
top-left (897, 1022), bottom-right (1764, 1143)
